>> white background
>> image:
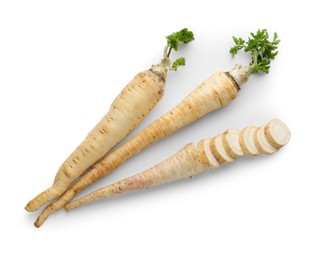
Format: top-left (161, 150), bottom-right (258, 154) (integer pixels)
top-left (1, 0), bottom-right (310, 259)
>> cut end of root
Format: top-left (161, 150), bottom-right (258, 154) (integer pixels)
top-left (265, 119), bottom-right (291, 149)
top-left (255, 126), bottom-right (278, 154)
top-left (239, 126), bottom-right (260, 156)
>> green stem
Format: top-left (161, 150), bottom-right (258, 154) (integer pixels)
top-left (166, 46), bottom-right (172, 58)
top-left (249, 49), bottom-right (258, 73)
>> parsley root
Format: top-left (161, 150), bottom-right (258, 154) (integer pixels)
top-left (25, 28), bottom-right (194, 212)
top-left (65, 119), bottom-right (290, 210)
top-left (34, 29), bottom-right (280, 227)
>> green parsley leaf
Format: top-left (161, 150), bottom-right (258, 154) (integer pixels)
top-left (230, 29), bottom-right (280, 74)
top-left (171, 57), bottom-right (186, 71)
top-left (166, 28), bottom-right (195, 52)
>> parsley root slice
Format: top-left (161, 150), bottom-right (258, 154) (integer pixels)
top-left (34, 29), bottom-right (279, 227)
top-left (65, 119), bottom-right (290, 210)
top-left (25, 28), bottom-right (195, 212)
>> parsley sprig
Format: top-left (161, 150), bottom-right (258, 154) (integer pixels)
top-left (171, 57), bottom-right (186, 71)
top-left (230, 29), bottom-right (280, 74)
top-left (164, 28), bottom-right (194, 71)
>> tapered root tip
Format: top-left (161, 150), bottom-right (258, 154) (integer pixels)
top-left (34, 214), bottom-right (46, 228)
top-left (34, 221), bottom-right (40, 228)
top-left (33, 203), bottom-right (56, 228)
top-left (25, 200), bottom-right (37, 212)
top-left (25, 187), bottom-right (58, 212)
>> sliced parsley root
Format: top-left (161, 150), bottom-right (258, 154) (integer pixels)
top-left (25, 28), bottom-right (194, 214)
top-left (34, 29), bottom-right (279, 228)
top-left (65, 119), bottom-right (290, 210)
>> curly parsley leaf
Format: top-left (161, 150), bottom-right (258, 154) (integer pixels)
top-left (230, 29), bottom-right (280, 74)
top-left (171, 57), bottom-right (186, 71)
top-left (166, 28), bottom-right (195, 52)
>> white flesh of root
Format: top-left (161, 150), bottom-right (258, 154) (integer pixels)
top-left (239, 126), bottom-right (260, 156)
top-left (203, 139), bottom-right (219, 168)
top-left (264, 119), bottom-right (291, 149)
top-left (222, 129), bottom-right (243, 159)
top-left (255, 126), bottom-right (277, 154)
top-left (210, 135), bottom-right (234, 164)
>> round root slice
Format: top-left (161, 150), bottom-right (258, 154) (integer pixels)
top-left (197, 139), bottom-right (212, 168)
top-left (210, 135), bottom-right (234, 164)
top-left (264, 119), bottom-right (291, 149)
top-left (222, 129), bottom-right (243, 159)
top-left (202, 138), bottom-right (219, 168)
top-left (239, 126), bottom-right (260, 156)
top-left (254, 125), bottom-right (278, 154)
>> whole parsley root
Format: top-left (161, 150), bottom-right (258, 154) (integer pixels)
top-left (65, 119), bottom-right (290, 210)
top-left (25, 28), bottom-right (194, 213)
top-left (34, 29), bottom-right (279, 227)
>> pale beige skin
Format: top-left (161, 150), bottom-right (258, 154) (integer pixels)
top-left (25, 62), bottom-right (168, 212)
top-left (34, 69), bottom-right (241, 227)
top-left (66, 119), bottom-right (290, 210)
